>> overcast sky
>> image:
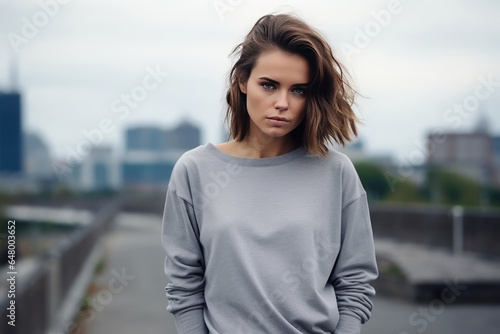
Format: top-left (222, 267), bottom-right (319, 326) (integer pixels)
top-left (1, 0), bottom-right (499, 163)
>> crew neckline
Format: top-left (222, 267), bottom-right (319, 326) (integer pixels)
top-left (204, 142), bottom-right (307, 166)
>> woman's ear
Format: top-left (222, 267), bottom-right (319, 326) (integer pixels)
top-left (238, 78), bottom-right (247, 94)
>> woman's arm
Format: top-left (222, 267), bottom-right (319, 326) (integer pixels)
top-left (331, 193), bottom-right (379, 334)
top-left (161, 184), bottom-right (208, 334)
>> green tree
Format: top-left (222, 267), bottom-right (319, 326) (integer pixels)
top-left (382, 178), bottom-right (426, 204)
top-left (425, 167), bottom-right (481, 207)
top-left (354, 161), bottom-right (391, 201)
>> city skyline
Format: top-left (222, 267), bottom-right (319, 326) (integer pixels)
top-left (0, 0), bottom-right (499, 163)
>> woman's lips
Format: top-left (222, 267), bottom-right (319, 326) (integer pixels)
top-left (267, 117), bottom-right (289, 127)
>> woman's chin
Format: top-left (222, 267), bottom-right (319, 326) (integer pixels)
top-left (261, 130), bottom-right (290, 139)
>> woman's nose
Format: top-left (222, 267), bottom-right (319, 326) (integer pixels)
top-left (274, 90), bottom-right (289, 111)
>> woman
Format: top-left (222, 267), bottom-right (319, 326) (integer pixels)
top-left (161, 12), bottom-right (378, 334)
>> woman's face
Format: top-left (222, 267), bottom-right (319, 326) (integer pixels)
top-left (239, 49), bottom-right (309, 142)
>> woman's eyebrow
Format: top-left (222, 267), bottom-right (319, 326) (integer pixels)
top-left (258, 76), bottom-right (309, 87)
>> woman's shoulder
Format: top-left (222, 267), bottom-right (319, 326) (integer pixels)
top-left (167, 145), bottom-right (210, 195)
top-left (316, 146), bottom-right (358, 172)
top-left (174, 144), bottom-right (207, 166)
top-left (169, 143), bottom-right (224, 181)
top-left (170, 144), bottom-right (210, 176)
top-left (321, 146), bottom-right (367, 203)
top-left (304, 145), bottom-right (362, 188)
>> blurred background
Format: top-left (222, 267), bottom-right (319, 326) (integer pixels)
top-left (0, 0), bottom-right (499, 333)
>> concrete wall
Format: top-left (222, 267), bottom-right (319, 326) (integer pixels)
top-left (370, 204), bottom-right (500, 258)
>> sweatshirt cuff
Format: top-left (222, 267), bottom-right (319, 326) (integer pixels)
top-left (334, 313), bottom-right (362, 334)
top-left (173, 307), bottom-right (209, 334)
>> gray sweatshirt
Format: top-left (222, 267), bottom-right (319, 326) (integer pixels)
top-left (161, 142), bottom-right (378, 334)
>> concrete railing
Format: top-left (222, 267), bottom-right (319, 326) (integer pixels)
top-left (370, 204), bottom-right (500, 258)
top-left (0, 200), bottom-right (120, 334)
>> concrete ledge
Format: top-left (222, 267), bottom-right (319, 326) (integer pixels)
top-left (374, 239), bottom-right (500, 303)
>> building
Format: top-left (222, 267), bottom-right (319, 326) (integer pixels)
top-left (23, 132), bottom-right (53, 180)
top-left (121, 151), bottom-right (176, 187)
top-left (121, 120), bottom-right (201, 187)
top-left (164, 120), bottom-right (201, 151)
top-left (426, 121), bottom-right (500, 186)
top-left (68, 146), bottom-right (119, 191)
top-left (0, 91), bottom-right (22, 175)
top-left (126, 126), bottom-right (165, 152)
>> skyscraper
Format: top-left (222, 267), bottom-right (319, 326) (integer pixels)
top-left (165, 120), bottom-right (201, 151)
top-left (0, 92), bottom-right (22, 174)
top-left (24, 132), bottom-right (52, 179)
top-left (121, 120), bottom-right (201, 187)
top-left (126, 126), bottom-right (165, 152)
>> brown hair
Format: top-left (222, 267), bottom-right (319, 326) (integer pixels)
top-left (224, 12), bottom-right (363, 157)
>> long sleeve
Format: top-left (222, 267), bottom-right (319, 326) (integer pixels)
top-left (331, 193), bottom-right (379, 334)
top-left (161, 185), bottom-right (209, 334)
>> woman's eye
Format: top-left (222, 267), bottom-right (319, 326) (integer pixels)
top-left (293, 88), bottom-right (305, 95)
top-left (262, 83), bottom-right (275, 90)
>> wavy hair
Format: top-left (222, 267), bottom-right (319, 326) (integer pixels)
top-left (224, 13), bottom-right (363, 157)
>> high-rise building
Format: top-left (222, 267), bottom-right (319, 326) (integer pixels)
top-left (121, 153), bottom-right (176, 186)
top-left (0, 92), bottom-right (22, 174)
top-left (427, 131), bottom-right (498, 186)
top-left (426, 109), bottom-right (500, 186)
top-left (23, 132), bottom-right (52, 179)
top-left (165, 120), bottom-right (201, 151)
top-left (126, 126), bottom-right (165, 152)
top-left (68, 146), bottom-right (119, 191)
top-left (122, 120), bottom-right (201, 187)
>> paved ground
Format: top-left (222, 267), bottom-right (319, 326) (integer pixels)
top-left (85, 212), bottom-right (500, 334)
top-left (84, 212), bottom-right (177, 334)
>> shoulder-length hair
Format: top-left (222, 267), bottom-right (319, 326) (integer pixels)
top-left (224, 12), bottom-right (363, 157)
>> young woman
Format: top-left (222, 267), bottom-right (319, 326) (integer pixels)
top-left (161, 13), bottom-right (378, 334)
